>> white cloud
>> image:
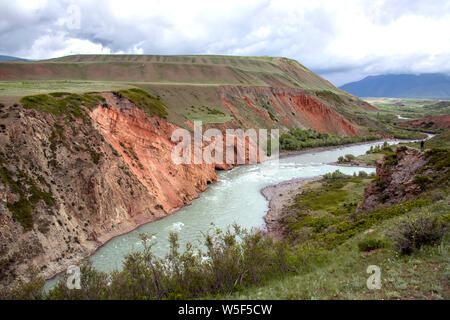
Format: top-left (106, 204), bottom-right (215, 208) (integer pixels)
top-left (30, 34), bottom-right (111, 59)
top-left (0, 0), bottom-right (449, 85)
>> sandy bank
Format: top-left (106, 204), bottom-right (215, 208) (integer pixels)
top-left (261, 176), bottom-right (320, 240)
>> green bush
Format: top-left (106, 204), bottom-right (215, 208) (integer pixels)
top-left (115, 88), bottom-right (168, 118)
top-left (357, 238), bottom-right (388, 252)
top-left (387, 214), bottom-right (448, 255)
top-left (279, 128), bottom-right (378, 151)
top-left (20, 93), bottom-right (105, 119)
top-left (413, 175), bottom-right (433, 190)
top-left (315, 90), bottom-right (344, 104)
top-left (323, 170), bottom-right (348, 180)
top-left (358, 171), bottom-right (368, 177)
top-left (345, 154), bottom-right (355, 161)
top-left (13, 225), bottom-right (304, 300)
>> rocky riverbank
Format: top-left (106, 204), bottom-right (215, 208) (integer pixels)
top-left (261, 176), bottom-right (320, 239)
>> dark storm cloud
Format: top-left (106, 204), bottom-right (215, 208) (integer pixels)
top-left (1, 0), bottom-right (449, 85)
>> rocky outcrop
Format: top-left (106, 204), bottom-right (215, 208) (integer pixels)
top-left (219, 86), bottom-right (360, 136)
top-left (358, 146), bottom-right (427, 211)
top-left (90, 93), bottom-right (219, 214)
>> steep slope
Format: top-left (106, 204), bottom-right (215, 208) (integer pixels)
top-left (358, 143), bottom-right (450, 211)
top-left (0, 95), bottom-right (221, 283)
top-left (340, 73), bottom-right (450, 99)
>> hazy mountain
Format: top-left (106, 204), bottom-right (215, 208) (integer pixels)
top-left (0, 55), bottom-right (30, 62)
top-left (340, 73), bottom-right (450, 99)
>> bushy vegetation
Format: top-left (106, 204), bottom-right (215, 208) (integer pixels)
top-left (281, 171), bottom-right (431, 250)
top-left (279, 128), bottom-right (378, 151)
top-left (3, 133), bottom-right (449, 300)
top-left (387, 214), bottom-right (448, 255)
top-left (357, 238), bottom-right (389, 252)
top-left (227, 199), bottom-right (449, 300)
top-left (115, 88), bottom-right (168, 118)
top-left (315, 90), bottom-right (344, 104)
top-left (7, 225), bottom-right (307, 300)
top-left (0, 158), bottom-right (55, 231)
top-left (389, 127), bottom-right (428, 139)
top-left (20, 92), bottom-right (105, 119)
top-left (414, 143), bottom-right (450, 188)
top-left (337, 154), bottom-right (357, 163)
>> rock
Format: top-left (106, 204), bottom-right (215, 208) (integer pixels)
top-left (358, 146), bottom-right (427, 211)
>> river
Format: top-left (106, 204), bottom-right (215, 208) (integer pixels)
top-left (86, 139), bottom-right (413, 274)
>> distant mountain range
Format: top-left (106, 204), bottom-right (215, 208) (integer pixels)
top-left (340, 73), bottom-right (450, 99)
top-left (0, 55), bottom-right (30, 62)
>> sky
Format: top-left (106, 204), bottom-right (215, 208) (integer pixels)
top-left (0, 0), bottom-right (449, 86)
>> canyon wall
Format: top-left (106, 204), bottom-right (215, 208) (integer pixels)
top-left (219, 86), bottom-right (360, 135)
top-left (0, 91), bottom-right (266, 286)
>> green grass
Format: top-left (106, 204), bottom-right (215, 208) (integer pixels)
top-left (0, 80), bottom-right (135, 98)
top-left (184, 105), bottom-right (232, 124)
top-left (225, 194), bottom-right (449, 300)
top-left (316, 90), bottom-right (344, 104)
top-left (0, 55), bottom-right (343, 93)
top-left (20, 92), bottom-right (105, 119)
top-left (281, 172), bottom-right (433, 250)
top-left (116, 88), bottom-right (168, 118)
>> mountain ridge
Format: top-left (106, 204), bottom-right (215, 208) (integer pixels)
top-left (340, 73), bottom-right (450, 99)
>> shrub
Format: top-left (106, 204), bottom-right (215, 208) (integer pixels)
top-left (315, 90), bottom-right (344, 104)
top-left (337, 156), bottom-right (344, 163)
top-left (14, 225), bottom-right (303, 300)
top-left (358, 171), bottom-right (368, 177)
top-left (7, 197), bottom-right (34, 231)
top-left (387, 214), bottom-right (448, 255)
top-left (383, 153), bottom-right (398, 167)
top-left (115, 88), bottom-right (168, 118)
top-left (357, 238), bottom-right (388, 252)
top-left (413, 175), bottom-right (432, 190)
top-left (377, 193), bottom-right (390, 203)
top-left (323, 170), bottom-right (347, 180)
top-left (345, 154), bottom-right (355, 161)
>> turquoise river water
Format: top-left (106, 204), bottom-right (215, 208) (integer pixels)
top-left (89, 140), bottom-right (409, 272)
top-left (46, 139), bottom-right (410, 289)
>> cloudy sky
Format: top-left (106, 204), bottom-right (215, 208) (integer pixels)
top-left (1, 0), bottom-right (449, 85)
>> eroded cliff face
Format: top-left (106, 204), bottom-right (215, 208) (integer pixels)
top-left (219, 86), bottom-right (360, 136)
top-left (90, 93), bottom-right (222, 214)
top-left (0, 103), bottom-right (164, 284)
top-left (358, 146), bottom-right (427, 211)
top-left (0, 92), bottom-right (265, 286)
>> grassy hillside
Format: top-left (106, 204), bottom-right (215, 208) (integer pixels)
top-left (0, 55), bottom-right (337, 91)
top-left (1, 54), bottom-right (435, 138)
top-left (0, 54), bottom-right (385, 136)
